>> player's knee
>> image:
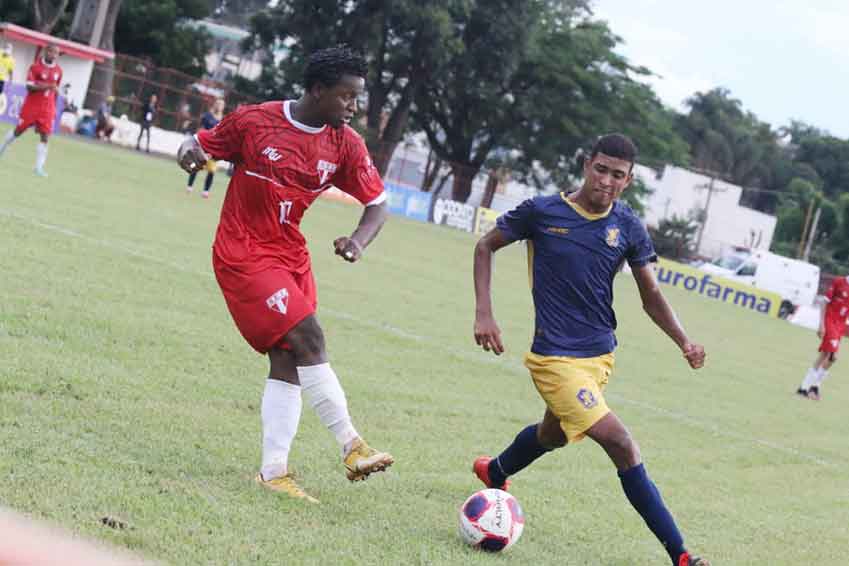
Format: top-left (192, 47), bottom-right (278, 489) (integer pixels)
top-left (286, 316), bottom-right (326, 361)
top-left (602, 428), bottom-right (640, 467)
top-left (536, 422), bottom-right (566, 449)
top-left (614, 433), bottom-right (640, 466)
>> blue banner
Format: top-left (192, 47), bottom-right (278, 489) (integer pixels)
top-left (0, 83), bottom-right (64, 133)
top-left (385, 182), bottom-right (432, 223)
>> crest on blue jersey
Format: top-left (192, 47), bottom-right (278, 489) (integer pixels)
top-left (576, 388), bottom-right (598, 409)
top-left (605, 227), bottom-right (620, 247)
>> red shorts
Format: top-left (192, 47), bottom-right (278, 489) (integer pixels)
top-left (213, 257), bottom-right (317, 354)
top-left (16, 106), bottom-right (54, 136)
top-left (819, 319), bottom-right (844, 353)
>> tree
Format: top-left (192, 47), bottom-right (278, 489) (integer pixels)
top-left (84, 0), bottom-right (125, 109)
top-left (677, 88), bottom-right (781, 188)
top-left (241, 0), bottom-right (460, 174)
top-left (649, 215), bottom-right (698, 260)
top-left (32, 0), bottom-right (72, 34)
top-left (0, 0), bottom-right (32, 26)
top-left (414, 5), bottom-right (688, 202)
top-left (114, 0), bottom-right (215, 76)
top-left (0, 0), bottom-right (75, 35)
top-left (210, 0), bottom-right (267, 27)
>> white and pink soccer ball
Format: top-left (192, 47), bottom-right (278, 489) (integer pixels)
top-left (458, 488), bottom-right (525, 552)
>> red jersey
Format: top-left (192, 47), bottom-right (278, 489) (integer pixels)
top-left (824, 276), bottom-right (849, 321)
top-left (22, 58), bottom-right (63, 118)
top-left (198, 101), bottom-right (386, 274)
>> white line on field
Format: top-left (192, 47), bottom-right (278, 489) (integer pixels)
top-left (2, 208), bottom-right (841, 470)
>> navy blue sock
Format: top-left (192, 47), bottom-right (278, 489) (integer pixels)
top-left (619, 463), bottom-right (685, 565)
top-left (204, 172), bottom-right (214, 192)
top-left (488, 424), bottom-right (551, 487)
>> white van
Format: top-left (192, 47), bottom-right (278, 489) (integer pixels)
top-left (698, 248), bottom-right (820, 318)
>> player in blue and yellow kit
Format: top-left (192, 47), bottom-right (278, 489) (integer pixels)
top-left (472, 134), bottom-right (709, 566)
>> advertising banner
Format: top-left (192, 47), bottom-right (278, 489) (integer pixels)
top-left (0, 84), bottom-right (64, 133)
top-left (656, 257), bottom-right (781, 317)
top-left (384, 182), bottom-right (432, 222)
top-left (474, 207), bottom-right (500, 235)
top-left (403, 189), bottom-right (432, 222)
top-left (430, 197), bottom-right (476, 232)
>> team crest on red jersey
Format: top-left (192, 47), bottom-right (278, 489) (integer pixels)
top-left (317, 159), bottom-right (338, 185)
top-left (266, 288), bottom-right (289, 315)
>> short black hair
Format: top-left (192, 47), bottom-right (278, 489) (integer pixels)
top-left (590, 133), bottom-right (638, 165)
top-left (303, 45), bottom-right (368, 91)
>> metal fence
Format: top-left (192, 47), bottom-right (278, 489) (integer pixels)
top-left (84, 53), bottom-right (258, 132)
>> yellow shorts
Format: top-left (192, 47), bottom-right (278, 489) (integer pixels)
top-left (205, 159), bottom-right (218, 173)
top-left (525, 351), bottom-right (615, 443)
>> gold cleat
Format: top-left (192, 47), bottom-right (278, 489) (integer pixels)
top-left (343, 439), bottom-right (394, 482)
top-left (255, 473), bottom-right (319, 504)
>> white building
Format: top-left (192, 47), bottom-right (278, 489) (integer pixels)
top-left (0, 22), bottom-right (114, 113)
top-left (188, 20), bottom-right (264, 82)
top-left (634, 164), bottom-right (777, 259)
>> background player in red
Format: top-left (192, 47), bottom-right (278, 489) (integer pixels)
top-left (177, 45), bottom-right (393, 503)
top-left (0, 42), bottom-right (62, 177)
top-left (796, 274), bottom-right (849, 400)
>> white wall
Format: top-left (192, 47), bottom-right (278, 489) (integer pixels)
top-left (635, 164), bottom-right (776, 258)
top-left (5, 40), bottom-right (95, 111)
top-left (61, 110), bottom-right (189, 155)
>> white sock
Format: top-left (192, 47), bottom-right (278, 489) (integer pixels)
top-left (35, 142), bottom-right (48, 170)
top-left (297, 363), bottom-right (359, 453)
top-left (0, 130), bottom-right (15, 153)
top-left (260, 379), bottom-right (302, 481)
top-left (813, 368), bottom-right (829, 387)
top-left (800, 367), bottom-right (819, 390)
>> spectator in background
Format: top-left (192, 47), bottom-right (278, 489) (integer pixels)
top-left (0, 43), bottom-right (14, 95)
top-left (61, 83), bottom-right (78, 114)
top-left (96, 95), bottom-right (115, 141)
top-left (136, 93), bottom-right (157, 152)
top-left (186, 98), bottom-right (225, 199)
top-left (178, 103), bottom-right (194, 136)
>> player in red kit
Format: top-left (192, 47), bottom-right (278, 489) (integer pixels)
top-left (177, 46), bottom-right (393, 503)
top-left (796, 275), bottom-right (849, 400)
top-left (0, 42), bottom-right (62, 176)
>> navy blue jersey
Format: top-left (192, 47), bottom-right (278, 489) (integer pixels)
top-left (200, 111), bottom-right (220, 131)
top-left (140, 102), bottom-right (156, 125)
top-left (496, 193), bottom-right (657, 357)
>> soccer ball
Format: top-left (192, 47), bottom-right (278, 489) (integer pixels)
top-left (458, 488), bottom-right (525, 552)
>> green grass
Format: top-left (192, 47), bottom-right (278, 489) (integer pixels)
top-left (1, 126), bottom-right (848, 565)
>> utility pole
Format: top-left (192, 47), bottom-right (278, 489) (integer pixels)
top-left (694, 171), bottom-right (727, 256)
top-left (797, 198), bottom-right (815, 258)
top-left (802, 206), bottom-right (822, 262)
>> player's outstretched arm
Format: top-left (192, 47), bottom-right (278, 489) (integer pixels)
top-left (632, 264), bottom-right (706, 369)
top-left (473, 228), bottom-right (513, 355)
top-left (177, 137), bottom-right (209, 174)
top-left (334, 201), bottom-right (388, 263)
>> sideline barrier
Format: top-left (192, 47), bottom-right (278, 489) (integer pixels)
top-left (385, 182), bottom-right (432, 222)
top-left (474, 206), bottom-right (500, 235)
top-left (656, 257), bottom-right (781, 317)
top-left (316, 184), bottom-right (783, 320)
top-left (320, 181), bottom-right (434, 223)
top-left (429, 197), bottom-right (476, 232)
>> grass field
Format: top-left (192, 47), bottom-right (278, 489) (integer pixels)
top-left (1, 126), bottom-right (848, 565)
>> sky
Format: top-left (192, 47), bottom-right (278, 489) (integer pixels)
top-left (593, 0), bottom-right (849, 138)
